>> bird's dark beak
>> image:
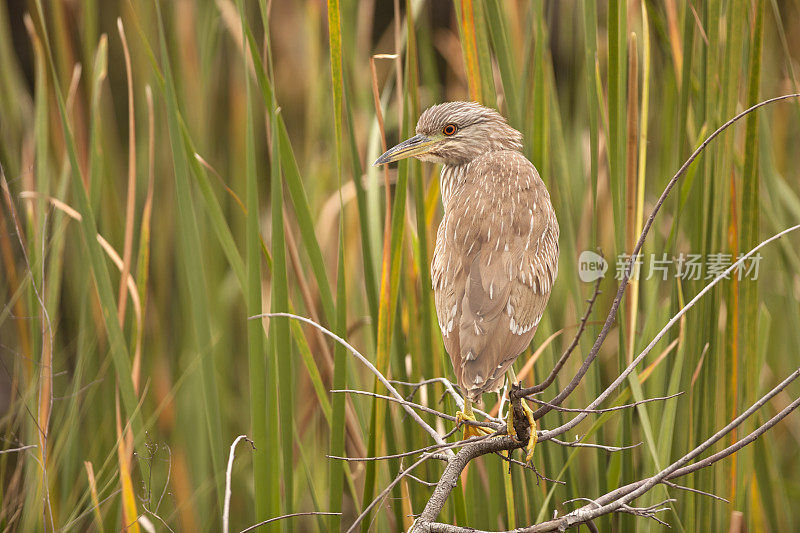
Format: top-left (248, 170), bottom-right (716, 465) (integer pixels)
top-left (373, 134), bottom-right (437, 166)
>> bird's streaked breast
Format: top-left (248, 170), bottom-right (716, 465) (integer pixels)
top-left (439, 163), bottom-right (470, 209)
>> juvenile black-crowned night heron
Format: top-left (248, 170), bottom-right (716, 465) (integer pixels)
top-left (374, 101), bottom-right (559, 461)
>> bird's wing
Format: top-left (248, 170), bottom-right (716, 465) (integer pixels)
top-left (432, 220), bottom-right (465, 366)
top-left (433, 151), bottom-right (559, 401)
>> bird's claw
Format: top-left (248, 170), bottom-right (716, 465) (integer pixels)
top-left (506, 396), bottom-right (537, 463)
top-left (456, 410), bottom-right (491, 439)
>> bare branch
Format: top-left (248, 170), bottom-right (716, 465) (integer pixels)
top-left (549, 438), bottom-right (642, 452)
top-left (403, 472), bottom-right (439, 487)
top-left (332, 389), bottom-right (500, 430)
top-left (239, 512), bottom-right (342, 533)
top-left (345, 453), bottom-right (434, 533)
top-left (328, 434), bottom-right (494, 463)
top-left (410, 340), bottom-right (800, 531)
top-left (391, 377), bottom-right (499, 422)
top-left (526, 392), bottom-right (683, 414)
top-left (399, 459), bottom-right (440, 487)
top-left (617, 500), bottom-right (675, 526)
top-left (539, 224), bottom-right (800, 443)
top-left (404, 367), bottom-right (800, 533)
top-left (0, 444), bottom-right (37, 455)
top-left (662, 481), bottom-right (729, 504)
top-left (524, 276), bottom-right (602, 395)
top-left (515, 93), bottom-right (800, 415)
top-left (525, 367), bottom-right (800, 532)
top-left (253, 312), bottom-right (454, 455)
top-left (414, 436), bottom-right (522, 528)
top-left (666, 383), bottom-right (800, 480)
top-left (493, 452), bottom-right (566, 484)
top-left (334, 389), bottom-right (457, 420)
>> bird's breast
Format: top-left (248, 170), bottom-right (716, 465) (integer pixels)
top-left (439, 163), bottom-right (470, 209)
top-left (436, 151), bottom-right (557, 288)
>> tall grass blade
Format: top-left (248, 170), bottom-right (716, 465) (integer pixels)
top-left (737, 0), bottom-right (764, 513)
top-left (326, 0), bottom-right (349, 530)
top-left (456, 0), bottom-right (483, 103)
top-left (235, 0), bottom-right (272, 525)
top-left (152, 0), bottom-right (225, 510)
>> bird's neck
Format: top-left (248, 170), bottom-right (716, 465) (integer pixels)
top-left (440, 162), bottom-right (470, 209)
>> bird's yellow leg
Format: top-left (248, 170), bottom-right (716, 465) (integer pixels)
top-left (456, 399), bottom-right (491, 439)
top-left (505, 368), bottom-right (537, 462)
top-left (520, 399), bottom-right (537, 463)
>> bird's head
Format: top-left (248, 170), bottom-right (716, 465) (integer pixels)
top-left (373, 101), bottom-right (522, 167)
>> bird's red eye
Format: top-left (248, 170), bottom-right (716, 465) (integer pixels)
top-left (442, 123), bottom-right (458, 136)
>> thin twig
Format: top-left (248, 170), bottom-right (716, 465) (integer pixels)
top-left (662, 481), bottom-right (729, 504)
top-left (667, 385), bottom-right (800, 479)
top-left (525, 392), bottom-right (683, 414)
top-left (403, 473), bottom-right (439, 488)
top-left (253, 313), bottom-right (454, 455)
top-left (223, 435), bottom-right (255, 533)
top-left (524, 276), bottom-right (602, 395)
top-left (391, 377), bottom-right (498, 421)
top-left (345, 453), bottom-right (434, 533)
top-left (492, 452), bottom-right (566, 484)
top-left (549, 438), bottom-right (641, 452)
top-left (239, 512), bottom-right (342, 533)
top-left (60, 489), bottom-right (123, 531)
top-left (333, 389), bottom-right (457, 422)
top-left (155, 444), bottom-right (172, 514)
top-left (332, 389), bottom-right (500, 430)
top-left (0, 444), bottom-right (37, 455)
top-left (144, 509), bottom-right (176, 533)
top-left (399, 459), bottom-right (440, 488)
top-left (328, 434), bottom-right (494, 463)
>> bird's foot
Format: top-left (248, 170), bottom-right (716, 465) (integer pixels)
top-left (456, 410), bottom-right (492, 439)
top-left (506, 391), bottom-right (537, 463)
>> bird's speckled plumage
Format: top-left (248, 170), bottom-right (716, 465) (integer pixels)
top-left (421, 102), bottom-right (560, 401)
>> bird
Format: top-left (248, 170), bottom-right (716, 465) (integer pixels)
top-left (374, 101), bottom-right (559, 461)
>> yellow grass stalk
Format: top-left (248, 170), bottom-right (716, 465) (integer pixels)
top-left (115, 393), bottom-right (140, 533)
top-left (84, 461), bottom-right (104, 532)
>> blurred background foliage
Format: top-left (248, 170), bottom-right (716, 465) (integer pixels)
top-left (1, 0), bottom-right (800, 531)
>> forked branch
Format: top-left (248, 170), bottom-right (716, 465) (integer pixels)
top-left (514, 93), bottom-right (800, 418)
